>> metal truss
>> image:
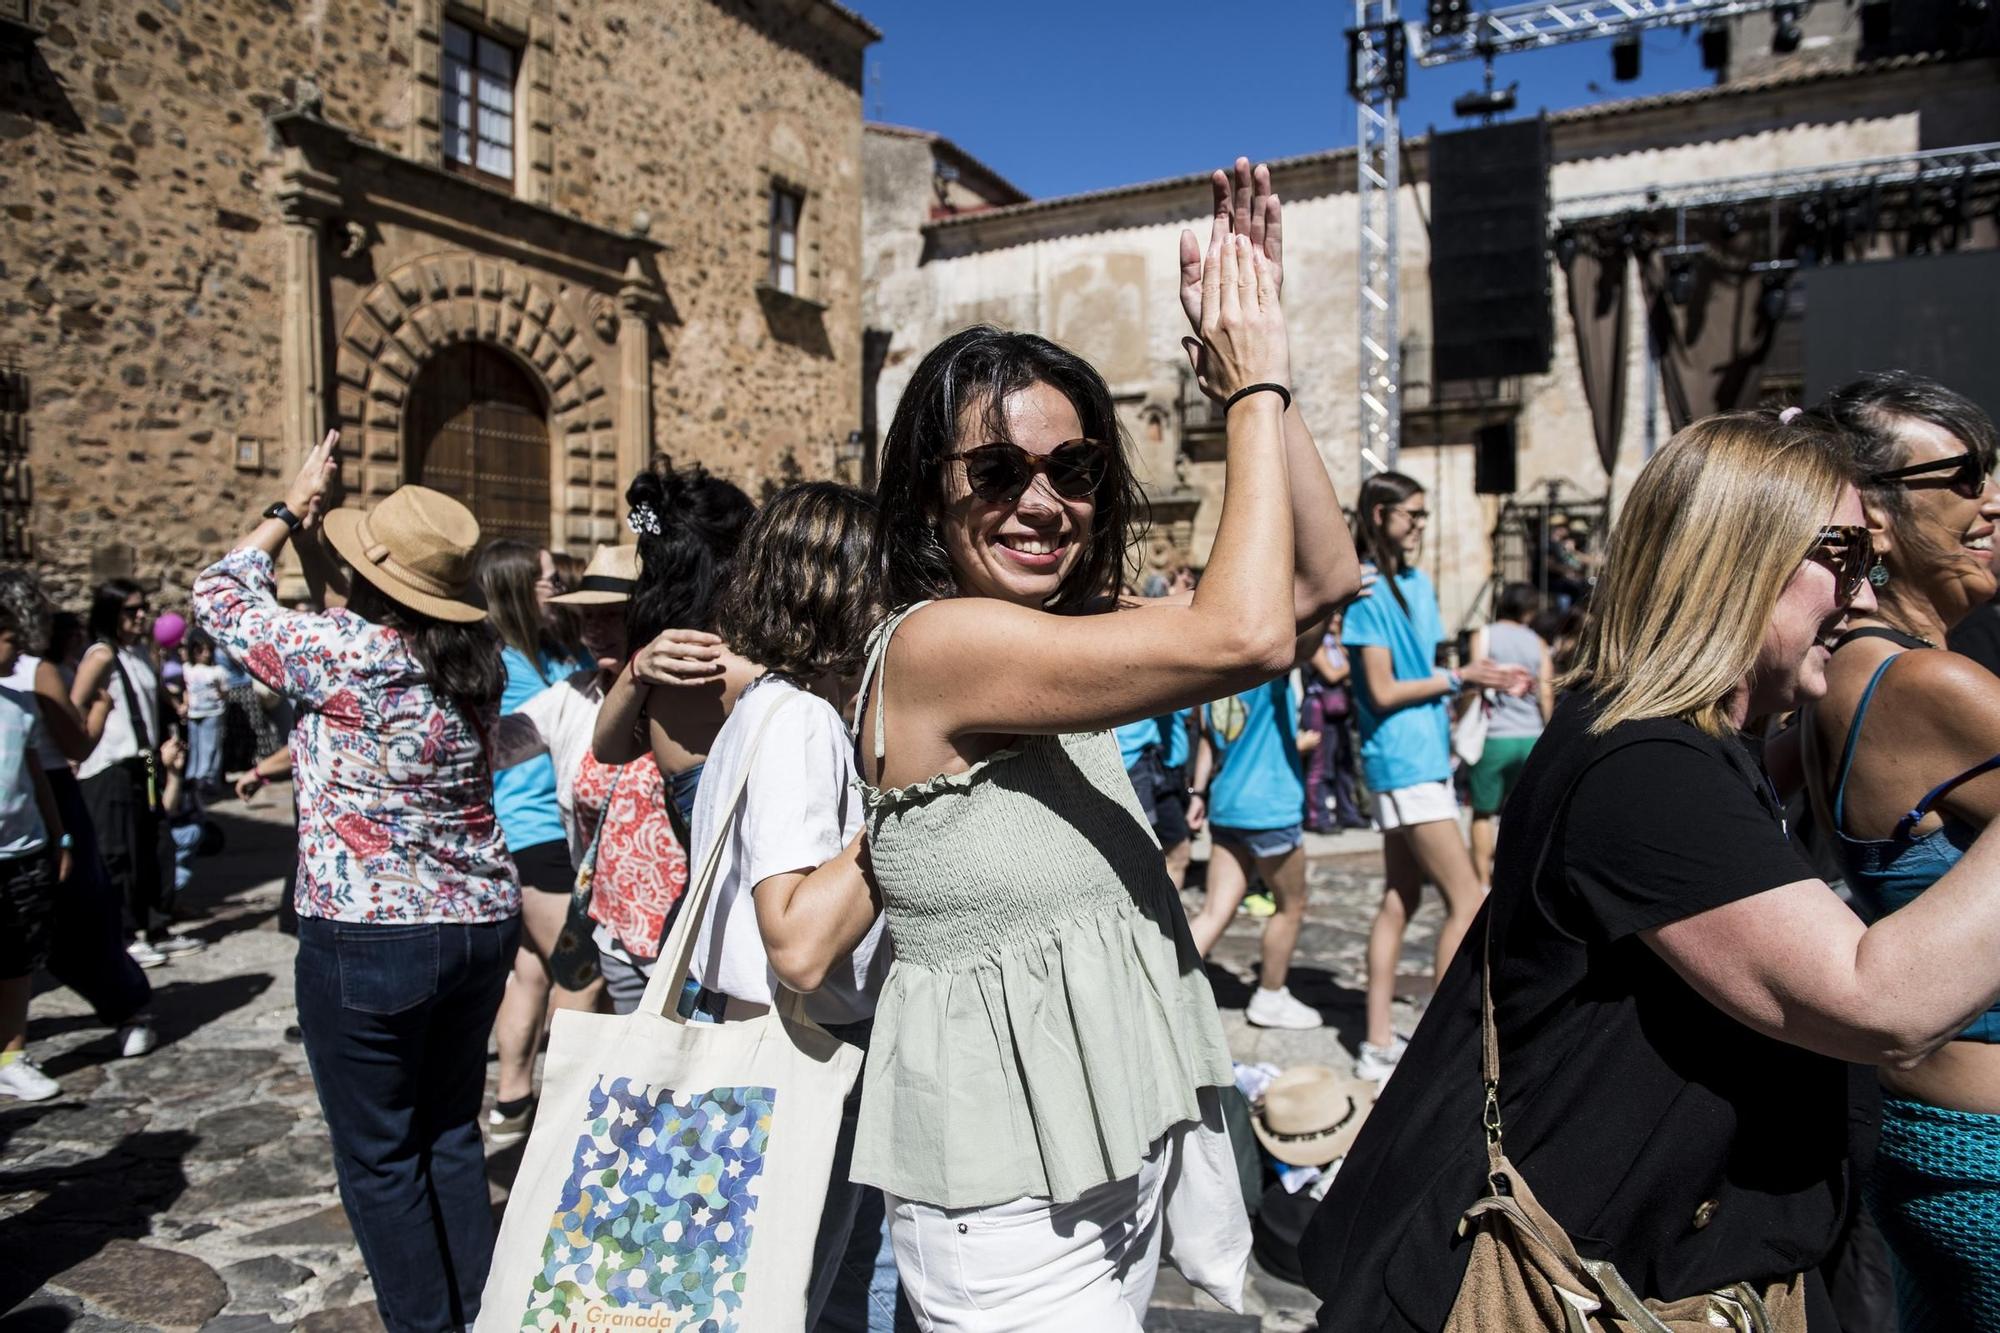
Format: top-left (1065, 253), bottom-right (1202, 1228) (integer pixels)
top-left (1553, 141), bottom-right (2000, 221)
top-left (1418, 0), bottom-right (1794, 64)
top-left (1352, 0), bottom-right (1406, 473)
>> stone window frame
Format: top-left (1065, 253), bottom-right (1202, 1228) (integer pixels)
top-left (757, 166), bottom-right (826, 310)
top-left (410, 0), bottom-right (554, 206)
top-left (439, 16), bottom-right (521, 189)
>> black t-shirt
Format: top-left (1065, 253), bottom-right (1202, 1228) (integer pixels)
top-left (1947, 601), bottom-right (2000, 678)
top-left (1302, 694), bottom-right (1849, 1332)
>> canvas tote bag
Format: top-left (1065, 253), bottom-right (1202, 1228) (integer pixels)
top-left (478, 694), bottom-right (864, 1333)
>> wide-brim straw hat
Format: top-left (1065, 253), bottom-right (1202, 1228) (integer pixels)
top-left (323, 486), bottom-right (487, 624)
top-left (1251, 1064), bottom-right (1380, 1167)
top-left (548, 543), bottom-right (639, 606)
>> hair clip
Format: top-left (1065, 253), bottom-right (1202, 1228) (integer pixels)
top-left (1779, 406), bottom-right (1803, 425)
top-left (626, 503), bottom-right (661, 536)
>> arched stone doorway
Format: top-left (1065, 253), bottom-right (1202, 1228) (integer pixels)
top-left (405, 343), bottom-right (551, 546)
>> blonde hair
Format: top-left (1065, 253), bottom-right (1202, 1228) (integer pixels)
top-left (1566, 410), bottom-right (1852, 736)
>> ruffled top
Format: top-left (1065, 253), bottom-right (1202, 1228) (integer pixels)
top-left (848, 603), bottom-right (1235, 1209)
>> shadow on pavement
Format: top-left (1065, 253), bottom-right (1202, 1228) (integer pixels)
top-left (32, 973), bottom-right (275, 1076)
top-left (0, 1129), bottom-right (197, 1311)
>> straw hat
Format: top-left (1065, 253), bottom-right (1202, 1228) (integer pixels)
top-left (323, 486), bottom-right (487, 624)
top-left (1251, 1065), bottom-right (1379, 1167)
top-left (548, 544), bottom-right (639, 606)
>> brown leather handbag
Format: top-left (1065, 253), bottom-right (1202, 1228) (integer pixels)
top-left (1444, 927), bottom-right (1809, 1332)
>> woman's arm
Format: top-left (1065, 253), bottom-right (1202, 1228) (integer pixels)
top-left (1310, 642), bottom-right (1349, 688)
top-left (755, 831), bottom-right (881, 993)
top-left (1188, 725), bottom-right (1215, 832)
top-left (1536, 641), bottom-right (1556, 722)
top-left (28, 761), bottom-right (69, 883)
top-left (236, 744), bottom-right (292, 803)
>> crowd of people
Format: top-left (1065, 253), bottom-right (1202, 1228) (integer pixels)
top-left (2, 154), bottom-right (1996, 1333)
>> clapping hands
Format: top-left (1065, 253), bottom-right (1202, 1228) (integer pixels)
top-left (1179, 159), bottom-right (1287, 403)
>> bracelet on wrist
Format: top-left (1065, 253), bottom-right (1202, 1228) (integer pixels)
top-left (1224, 382), bottom-right (1292, 414)
top-left (1446, 670), bottom-right (1465, 694)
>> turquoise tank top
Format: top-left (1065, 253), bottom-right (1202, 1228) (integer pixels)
top-left (1833, 651), bottom-right (2000, 1043)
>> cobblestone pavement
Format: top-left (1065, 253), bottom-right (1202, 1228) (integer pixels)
top-left (1, 800), bottom-right (1442, 1332)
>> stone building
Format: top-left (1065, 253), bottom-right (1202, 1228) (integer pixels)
top-left (1, 0), bottom-right (877, 601)
top-left (863, 49), bottom-right (2000, 629)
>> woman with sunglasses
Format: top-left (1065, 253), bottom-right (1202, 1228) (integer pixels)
top-left (1799, 372), bottom-right (2000, 1331)
top-left (743, 161), bottom-right (1360, 1327)
top-left (1343, 471), bottom-right (1531, 1083)
top-left (1301, 407), bottom-right (2000, 1331)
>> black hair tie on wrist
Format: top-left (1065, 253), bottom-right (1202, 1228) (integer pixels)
top-left (1225, 382), bottom-right (1292, 413)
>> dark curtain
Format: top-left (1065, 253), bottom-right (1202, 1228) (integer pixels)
top-left (1562, 235), bottom-right (1630, 477)
top-left (1640, 225), bottom-right (1782, 432)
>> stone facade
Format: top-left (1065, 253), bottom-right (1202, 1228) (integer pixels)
top-left (863, 55), bottom-right (2000, 629)
top-left (1, 0), bottom-right (875, 602)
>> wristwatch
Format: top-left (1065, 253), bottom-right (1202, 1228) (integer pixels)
top-left (263, 501), bottom-right (302, 531)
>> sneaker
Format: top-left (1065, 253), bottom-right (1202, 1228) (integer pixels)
top-left (0, 1054), bottom-right (61, 1101)
top-left (1355, 1035), bottom-right (1409, 1083)
top-left (1246, 985), bottom-right (1325, 1030)
top-left (116, 1019), bottom-right (158, 1058)
top-left (1241, 889), bottom-right (1277, 919)
top-left (150, 934), bottom-right (207, 958)
top-left (487, 1099), bottom-right (535, 1149)
top-left (127, 939), bottom-right (167, 969)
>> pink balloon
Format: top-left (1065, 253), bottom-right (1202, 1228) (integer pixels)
top-left (152, 611), bottom-right (187, 648)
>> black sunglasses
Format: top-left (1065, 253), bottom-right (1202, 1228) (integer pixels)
top-left (1869, 450), bottom-right (1990, 500)
top-left (946, 439), bottom-right (1110, 505)
top-left (121, 603), bottom-right (149, 617)
top-left (1809, 524), bottom-right (1872, 603)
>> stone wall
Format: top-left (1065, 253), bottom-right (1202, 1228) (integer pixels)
top-left (864, 57), bottom-right (2000, 630)
top-left (1, 0), bottom-right (872, 605)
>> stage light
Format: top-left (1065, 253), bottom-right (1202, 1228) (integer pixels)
top-left (1667, 256), bottom-right (1696, 306)
top-left (1772, 5), bottom-right (1804, 53)
top-left (1553, 229), bottom-right (1579, 266)
top-left (1720, 207), bottom-right (1742, 237)
top-left (1612, 34), bottom-right (1641, 80)
top-left (1759, 272), bottom-right (1792, 322)
top-left (1700, 21), bottom-right (1730, 69)
top-left (1452, 83), bottom-right (1518, 118)
top-left (1428, 0), bottom-right (1470, 37)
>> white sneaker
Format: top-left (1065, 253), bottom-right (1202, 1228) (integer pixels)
top-left (117, 1019), bottom-right (158, 1058)
top-left (486, 1100), bottom-right (535, 1149)
top-left (127, 939), bottom-right (167, 969)
top-left (0, 1054), bottom-right (61, 1101)
top-left (1355, 1035), bottom-right (1409, 1083)
top-left (151, 934), bottom-right (207, 958)
top-left (1246, 985), bottom-right (1325, 1030)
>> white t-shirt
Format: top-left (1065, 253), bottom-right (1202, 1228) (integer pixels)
top-left (184, 662), bottom-right (229, 719)
top-left (0, 655), bottom-right (70, 770)
top-left (689, 675), bottom-right (887, 1026)
top-left (0, 682), bottom-right (49, 856)
top-left (77, 644), bottom-right (160, 780)
top-left (510, 668), bottom-right (607, 865)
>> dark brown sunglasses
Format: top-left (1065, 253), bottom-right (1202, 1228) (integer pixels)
top-left (945, 439), bottom-right (1110, 504)
top-left (1869, 450), bottom-right (1990, 500)
top-left (1809, 524), bottom-right (1872, 603)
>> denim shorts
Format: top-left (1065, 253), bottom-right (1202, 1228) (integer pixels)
top-left (1209, 823), bottom-right (1304, 859)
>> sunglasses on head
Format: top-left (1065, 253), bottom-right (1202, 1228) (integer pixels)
top-left (946, 439), bottom-right (1110, 505)
top-left (1869, 450), bottom-right (1990, 500)
top-left (1809, 524), bottom-right (1872, 603)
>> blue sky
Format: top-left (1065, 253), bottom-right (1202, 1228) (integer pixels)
top-left (851, 0), bottom-right (1718, 199)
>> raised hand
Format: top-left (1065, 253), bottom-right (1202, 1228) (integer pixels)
top-left (1179, 158), bottom-right (1285, 400)
top-left (630, 628), bottom-right (727, 686)
top-left (285, 429), bottom-right (340, 531)
top-left (1194, 232), bottom-right (1289, 404)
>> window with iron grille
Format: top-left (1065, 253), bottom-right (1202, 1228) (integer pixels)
top-left (768, 187), bottom-right (803, 295)
top-left (0, 366), bottom-right (30, 561)
top-left (441, 18), bottom-right (518, 187)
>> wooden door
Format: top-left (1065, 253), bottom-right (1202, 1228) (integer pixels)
top-left (405, 343), bottom-right (550, 547)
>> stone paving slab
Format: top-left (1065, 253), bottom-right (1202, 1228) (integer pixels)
top-left (3, 787), bottom-right (1432, 1331)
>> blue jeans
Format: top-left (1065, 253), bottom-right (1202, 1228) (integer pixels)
top-left (295, 914), bottom-right (519, 1333)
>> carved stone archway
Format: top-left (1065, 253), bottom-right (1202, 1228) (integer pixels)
top-left (333, 252), bottom-right (617, 548)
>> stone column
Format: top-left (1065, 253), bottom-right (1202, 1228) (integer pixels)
top-left (276, 156), bottom-right (340, 473)
top-left (616, 256), bottom-right (655, 507)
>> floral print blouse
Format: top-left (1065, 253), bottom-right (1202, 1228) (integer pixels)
top-left (573, 750), bottom-right (688, 961)
top-left (193, 547), bottom-right (520, 925)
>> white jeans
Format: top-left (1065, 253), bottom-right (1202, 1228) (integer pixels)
top-left (885, 1136), bottom-right (1170, 1332)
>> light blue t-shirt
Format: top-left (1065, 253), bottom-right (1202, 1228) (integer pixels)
top-left (1342, 566), bottom-right (1452, 793)
top-left (495, 643), bottom-right (581, 851)
top-left (1114, 709), bottom-right (1193, 771)
top-left (0, 683), bottom-right (48, 857)
top-left (1203, 679), bottom-right (1303, 831)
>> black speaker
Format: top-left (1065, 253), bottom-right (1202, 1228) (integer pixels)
top-left (1428, 118), bottom-right (1555, 383)
top-left (1475, 420), bottom-right (1518, 495)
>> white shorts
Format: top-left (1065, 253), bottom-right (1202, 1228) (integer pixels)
top-left (1373, 779), bottom-right (1460, 831)
top-left (886, 1136), bottom-right (1169, 1331)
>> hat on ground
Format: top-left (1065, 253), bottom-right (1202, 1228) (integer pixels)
top-left (548, 544), bottom-right (639, 606)
top-left (323, 486), bottom-right (487, 624)
top-left (1251, 1065), bottom-right (1379, 1167)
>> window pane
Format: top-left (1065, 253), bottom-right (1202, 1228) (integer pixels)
top-left (778, 229), bottom-right (796, 264)
top-left (443, 124), bottom-right (469, 165)
top-left (476, 34), bottom-right (516, 78)
top-left (477, 105), bottom-right (513, 145)
top-left (477, 78), bottom-right (513, 114)
top-left (777, 259), bottom-right (797, 295)
top-left (443, 20), bottom-right (471, 59)
top-left (477, 139), bottom-right (512, 178)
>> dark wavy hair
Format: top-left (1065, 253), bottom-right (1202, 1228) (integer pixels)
top-left (1812, 370), bottom-right (1998, 519)
top-left (1354, 471), bottom-right (1426, 618)
top-left (873, 325), bottom-right (1144, 615)
top-left (0, 568), bottom-right (54, 655)
top-left (716, 482), bottom-right (878, 679)
top-left (88, 577), bottom-right (146, 646)
top-left (625, 455), bottom-right (757, 648)
top-left (344, 577), bottom-right (505, 719)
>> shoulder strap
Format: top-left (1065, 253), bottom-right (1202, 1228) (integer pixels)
top-left (1895, 753), bottom-right (2000, 840)
top-left (106, 648), bottom-right (155, 754)
top-left (851, 601), bottom-right (931, 763)
top-left (635, 690), bottom-right (805, 1021)
top-left (1831, 653), bottom-right (1903, 833)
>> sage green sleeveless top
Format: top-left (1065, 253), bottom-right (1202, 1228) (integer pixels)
top-left (848, 602), bottom-right (1235, 1209)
